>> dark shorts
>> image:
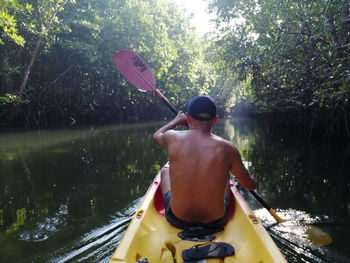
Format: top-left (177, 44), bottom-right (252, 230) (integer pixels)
top-left (163, 191), bottom-right (231, 230)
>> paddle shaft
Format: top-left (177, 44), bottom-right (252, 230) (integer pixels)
top-left (161, 97), bottom-right (178, 115)
top-left (249, 190), bottom-right (288, 223)
top-left (249, 190), bottom-right (271, 210)
top-left (153, 89), bottom-right (179, 115)
top-left (151, 85), bottom-right (189, 129)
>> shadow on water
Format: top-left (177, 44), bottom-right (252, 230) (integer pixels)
top-left (0, 119), bottom-right (349, 262)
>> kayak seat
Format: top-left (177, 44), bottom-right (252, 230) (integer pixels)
top-left (182, 241), bottom-right (235, 262)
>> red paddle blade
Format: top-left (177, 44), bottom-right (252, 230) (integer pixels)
top-left (113, 50), bottom-right (156, 92)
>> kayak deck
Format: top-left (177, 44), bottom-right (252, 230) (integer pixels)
top-left (109, 172), bottom-right (287, 262)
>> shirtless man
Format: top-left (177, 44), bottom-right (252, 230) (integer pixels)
top-left (152, 95), bottom-right (256, 229)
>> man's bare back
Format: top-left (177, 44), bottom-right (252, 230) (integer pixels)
top-left (153, 96), bottom-right (255, 226)
top-left (166, 129), bottom-right (236, 222)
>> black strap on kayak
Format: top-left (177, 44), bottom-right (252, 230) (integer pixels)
top-left (182, 242), bottom-right (235, 262)
top-left (178, 226), bottom-right (224, 242)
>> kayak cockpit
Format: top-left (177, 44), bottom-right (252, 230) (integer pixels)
top-left (109, 172), bottom-right (287, 263)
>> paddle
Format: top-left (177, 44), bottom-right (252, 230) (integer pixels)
top-left (250, 190), bottom-right (332, 246)
top-left (113, 50), bottom-right (178, 115)
top-left (113, 49), bottom-right (332, 246)
top-left (250, 190), bottom-right (289, 223)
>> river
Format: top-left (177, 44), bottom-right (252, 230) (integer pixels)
top-left (0, 118), bottom-right (349, 262)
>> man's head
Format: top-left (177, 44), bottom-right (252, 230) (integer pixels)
top-left (187, 95), bottom-right (217, 121)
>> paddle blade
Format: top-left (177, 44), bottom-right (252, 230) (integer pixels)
top-left (113, 50), bottom-right (156, 92)
top-left (305, 225), bottom-right (333, 246)
top-left (269, 209), bottom-right (332, 246)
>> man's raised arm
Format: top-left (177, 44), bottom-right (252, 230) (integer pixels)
top-left (152, 111), bottom-right (187, 148)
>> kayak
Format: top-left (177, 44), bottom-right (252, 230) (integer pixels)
top-left (109, 166), bottom-right (287, 262)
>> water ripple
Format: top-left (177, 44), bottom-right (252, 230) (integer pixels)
top-left (254, 208), bottom-right (350, 263)
top-left (49, 197), bottom-right (142, 263)
top-left (18, 203), bottom-right (68, 242)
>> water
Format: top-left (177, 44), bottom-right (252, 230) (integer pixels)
top-left (0, 119), bottom-right (349, 262)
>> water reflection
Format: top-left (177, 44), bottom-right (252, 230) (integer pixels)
top-left (0, 119), bottom-right (349, 262)
top-left (217, 118), bottom-right (350, 263)
top-left (0, 123), bottom-right (167, 262)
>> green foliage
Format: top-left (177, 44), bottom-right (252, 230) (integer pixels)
top-left (0, 93), bottom-right (28, 105)
top-left (0, 9), bottom-right (24, 45)
top-left (0, 0), bottom-right (214, 127)
top-left (0, 0), bottom-right (32, 46)
top-left (0, 209), bottom-right (3, 226)
top-left (5, 208), bottom-right (26, 234)
top-left (209, 0), bottom-right (350, 135)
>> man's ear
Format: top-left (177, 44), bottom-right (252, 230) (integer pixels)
top-left (211, 115), bottom-right (219, 126)
top-left (186, 113), bottom-right (191, 124)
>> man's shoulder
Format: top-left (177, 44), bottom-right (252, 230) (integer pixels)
top-left (211, 134), bottom-right (233, 145)
top-left (164, 129), bottom-right (188, 140)
top-left (211, 134), bottom-right (238, 152)
top-left (165, 129), bottom-right (188, 135)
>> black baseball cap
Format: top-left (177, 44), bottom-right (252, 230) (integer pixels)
top-left (188, 95), bottom-right (217, 121)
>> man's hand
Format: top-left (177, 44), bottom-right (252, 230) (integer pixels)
top-left (170, 111), bottom-right (187, 128)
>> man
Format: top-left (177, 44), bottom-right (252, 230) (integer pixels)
top-left (152, 95), bottom-right (256, 229)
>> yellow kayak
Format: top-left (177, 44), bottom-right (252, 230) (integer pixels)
top-left (109, 168), bottom-right (287, 262)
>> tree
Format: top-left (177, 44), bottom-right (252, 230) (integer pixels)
top-left (209, 0), bottom-right (350, 136)
top-left (1, 0), bottom-right (215, 127)
top-left (17, 0), bottom-right (74, 98)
